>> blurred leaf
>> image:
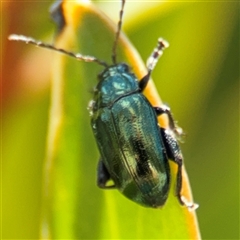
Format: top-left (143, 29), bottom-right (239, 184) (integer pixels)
top-left (41, 1), bottom-right (200, 239)
top-left (2, 95), bottom-right (49, 238)
top-left (4, 0), bottom-right (238, 239)
top-left (2, 1), bottom-right (52, 239)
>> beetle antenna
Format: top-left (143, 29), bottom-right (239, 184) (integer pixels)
top-left (112, 0), bottom-right (126, 64)
top-left (8, 34), bottom-right (109, 68)
top-left (146, 38), bottom-right (169, 73)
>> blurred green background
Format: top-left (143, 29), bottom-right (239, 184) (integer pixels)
top-left (2, 0), bottom-right (239, 239)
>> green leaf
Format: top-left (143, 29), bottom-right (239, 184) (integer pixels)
top-left (41, 1), bottom-right (200, 239)
top-left (4, 0), bottom-right (239, 239)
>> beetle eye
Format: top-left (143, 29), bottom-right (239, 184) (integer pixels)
top-left (121, 63), bottom-right (129, 72)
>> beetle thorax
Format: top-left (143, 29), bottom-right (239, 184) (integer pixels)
top-left (94, 64), bottom-right (139, 107)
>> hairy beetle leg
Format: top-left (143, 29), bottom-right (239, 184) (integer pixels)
top-left (154, 106), bottom-right (184, 140)
top-left (139, 71), bottom-right (151, 92)
top-left (156, 106), bottom-right (198, 210)
top-left (97, 159), bottom-right (115, 189)
top-left (160, 128), bottom-right (183, 204)
top-left (139, 38), bottom-right (169, 92)
top-left (181, 196), bottom-right (199, 211)
top-left (160, 128), bottom-right (198, 210)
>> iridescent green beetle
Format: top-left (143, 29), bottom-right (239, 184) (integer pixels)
top-left (9, 0), bottom-right (198, 210)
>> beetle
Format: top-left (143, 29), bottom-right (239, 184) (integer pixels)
top-left (9, 0), bottom-right (198, 210)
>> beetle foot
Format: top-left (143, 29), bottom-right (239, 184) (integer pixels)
top-left (174, 125), bottom-right (185, 143)
top-left (181, 196), bottom-right (199, 211)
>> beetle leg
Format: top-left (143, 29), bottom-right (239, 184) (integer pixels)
top-left (160, 128), bottom-right (198, 210)
top-left (160, 128), bottom-right (183, 204)
top-left (154, 105), bottom-right (184, 141)
top-left (97, 159), bottom-right (115, 189)
top-left (139, 38), bottom-right (169, 92)
top-left (139, 71), bottom-right (151, 92)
